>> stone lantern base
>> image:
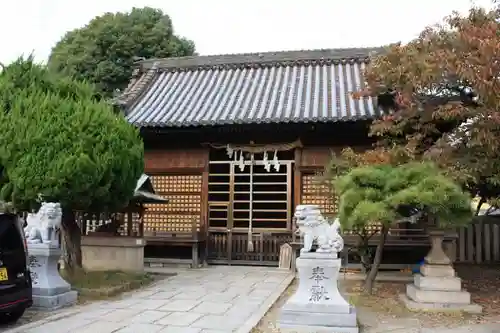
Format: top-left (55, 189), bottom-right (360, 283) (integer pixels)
top-left (400, 230), bottom-right (482, 314)
top-left (28, 243), bottom-right (78, 310)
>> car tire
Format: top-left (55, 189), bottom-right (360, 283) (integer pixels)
top-left (0, 308), bottom-right (26, 324)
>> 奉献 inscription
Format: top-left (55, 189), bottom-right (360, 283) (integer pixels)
top-left (309, 266), bottom-right (330, 301)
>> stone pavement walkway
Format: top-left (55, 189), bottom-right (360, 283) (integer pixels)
top-left (6, 266), bottom-right (294, 333)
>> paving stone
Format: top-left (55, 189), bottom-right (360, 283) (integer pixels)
top-left (248, 288), bottom-right (272, 298)
top-left (171, 291), bottom-right (207, 300)
top-left (71, 321), bottom-right (126, 333)
top-left (190, 315), bottom-right (242, 330)
top-left (230, 279), bottom-right (256, 287)
top-left (253, 282), bottom-right (281, 291)
top-left (130, 299), bottom-right (169, 310)
top-left (24, 317), bottom-right (94, 333)
top-left (156, 312), bottom-right (204, 326)
top-left (128, 310), bottom-right (169, 323)
top-left (191, 301), bottom-right (232, 315)
top-left (101, 299), bottom-right (139, 309)
top-left (132, 290), bottom-right (161, 298)
top-left (158, 299), bottom-right (201, 312)
top-left (226, 286), bottom-right (251, 295)
top-left (74, 308), bottom-right (114, 319)
top-left (200, 283), bottom-right (229, 292)
top-left (264, 275), bottom-right (286, 283)
top-left (115, 323), bottom-right (165, 333)
top-left (100, 309), bottom-right (139, 322)
top-left (158, 326), bottom-right (202, 333)
top-left (201, 292), bottom-right (238, 302)
top-left (148, 291), bottom-right (180, 300)
top-left (232, 298), bottom-right (264, 310)
top-left (224, 307), bottom-right (251, 320)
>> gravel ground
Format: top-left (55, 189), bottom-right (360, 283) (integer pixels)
top-left (251, 264), bottom-right (500, 333)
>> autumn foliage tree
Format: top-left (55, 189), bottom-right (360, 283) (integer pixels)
top-left (361, 5), bottom-right (500, 211)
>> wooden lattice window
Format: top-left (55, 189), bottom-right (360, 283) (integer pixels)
top-left (300, 172), bottom-right (381, 233)
top-left (143, 174), bottom-right (202, 234)
top-left (300, 173), bottom-right (337, 216)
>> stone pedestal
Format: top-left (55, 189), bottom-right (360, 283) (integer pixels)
top-left (28, 243), bottom-right (78, 311)
top-left (279, 252), bottom-right (358, 333)
top-left (81, 236), bottom-right (145, 272)
top-left (400, 231), bottom-right (482, 314)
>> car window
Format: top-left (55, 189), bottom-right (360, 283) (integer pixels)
top-left (0, 220), bottom-right (23, 251)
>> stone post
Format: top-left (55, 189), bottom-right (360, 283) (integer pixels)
top-left (279, 252), bottom-right (359, 332)
top-left (400, 229), bottom-right (482, 313)
top-left (279, 205), bottom-right (358, 332)
top-left (28, 243), bottom-right (78, 310)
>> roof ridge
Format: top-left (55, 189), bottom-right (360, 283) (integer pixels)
top-left (139, 47), bottom-right (385, 70)
top-left (114, 62), bottom-right (159, 108)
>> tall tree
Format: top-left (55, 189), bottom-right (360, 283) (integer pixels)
top-left (0, 57), bottom-right (144, 273)
top-left (48, 7), bottom-right (196, 97)
top-left (359, 5), bottom-right (500, 211)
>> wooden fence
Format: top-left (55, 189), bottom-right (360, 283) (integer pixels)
top-left (76, 211), bottom-right (143, 237)
top-left (456, 216), bottom-right (500, 263)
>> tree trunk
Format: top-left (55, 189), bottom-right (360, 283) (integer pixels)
top-left (363, 224), bottom-right (389, 295)
top-left (475, 197), bottom-right (485, 216)
top-left (61, 209), bottom-right (82, 275)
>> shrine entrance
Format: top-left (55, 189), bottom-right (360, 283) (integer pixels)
top-left (206, 142), bottom-right (297, 265)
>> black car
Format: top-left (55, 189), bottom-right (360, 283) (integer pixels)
top-left (0, 213), bottom-right (32, 324)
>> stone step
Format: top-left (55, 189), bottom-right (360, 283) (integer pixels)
top-left (144, 257), bottom-right (199, 269)
top-left (279, 323), bottom-right (359, 333)
top-left (406, 284), bottom-right (471, 304)
top-left (414, 274), bottom-right (462, 291)
top-left (400, 294), bottom-right (483, 314)
top-left (420, 264), bottom-right (455, 277)
top-left (280, 309), bottom-right (358, 328)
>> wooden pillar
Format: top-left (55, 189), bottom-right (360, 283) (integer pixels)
top-left (127, 210), bottom-right (133, 237)
top-left (201, 159), bottom-right (210, 266)
top-left (293, 148), bottom-right (303, 213)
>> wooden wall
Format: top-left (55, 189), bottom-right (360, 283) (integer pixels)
top-left (145, 149), bottom-right (209, 173)
top-left (143, 148), bottom-right (210, 236)
top-left (295, 146), bottom-right (338, 217)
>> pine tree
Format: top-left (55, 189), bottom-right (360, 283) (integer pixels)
top-left (335, 162), bottom-right (472, 294)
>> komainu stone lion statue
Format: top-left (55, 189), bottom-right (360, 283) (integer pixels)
top-left (294, 205), bottom-right (344, 254)
top-left (24, 202), bottom-right (62, 245)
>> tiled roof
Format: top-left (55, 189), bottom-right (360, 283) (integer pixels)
top-left (119, 48), bottom-right (384, 127)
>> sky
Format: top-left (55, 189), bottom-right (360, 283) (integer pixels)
top-left (0, 0), bottom-right (494, 65)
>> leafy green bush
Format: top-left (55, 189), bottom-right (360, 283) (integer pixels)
top-left (0, 57), bottom-right (144, 271)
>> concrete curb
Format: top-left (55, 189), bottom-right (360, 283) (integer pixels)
top-left (237, 273), bottom-right (296, 333)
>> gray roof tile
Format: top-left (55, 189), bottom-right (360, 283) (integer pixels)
top-left (121, 48), bottom-right (383, 127)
